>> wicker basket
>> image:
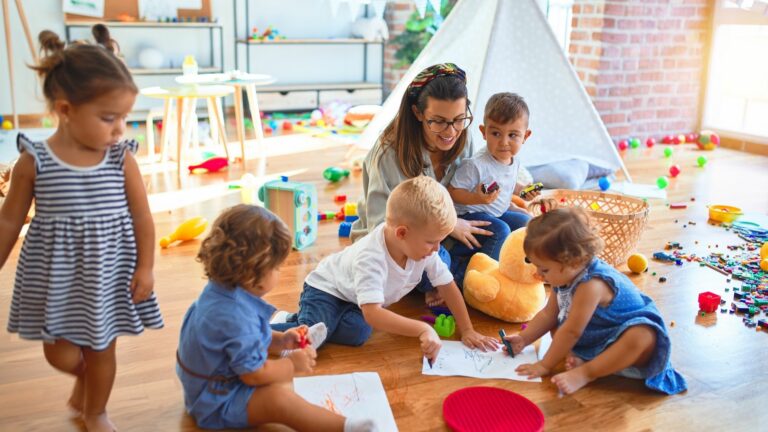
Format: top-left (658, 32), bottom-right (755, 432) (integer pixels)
top-left (531, 189), bottom-right (650, 267)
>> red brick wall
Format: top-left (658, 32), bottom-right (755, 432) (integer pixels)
top-left (383, 1), bottom-right (416, 96)
top-left (568, 0), bottom-right (712, 140)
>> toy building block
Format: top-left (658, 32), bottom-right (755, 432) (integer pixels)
top-left (258, 179), bottom-right (317, 250)
top-left (434, 314), bottom-right (456, 338)
top-left (344, 202), bottom-right (358, 217)
top-left (338, 221), bottom-right (352, 237)
top-left (344, 215), bottom-right (359, 223)
top-left (653, 252), bottom-right (676, 262)
top-left (698, 291), bottom-right (721, 313)
top-left (334, 194), bottom-right (347, 203)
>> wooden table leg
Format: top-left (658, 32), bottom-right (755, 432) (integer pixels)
top-left (160, 99), bottom-right (172, 162)
top-left (176, 97), bottom-right (184, 183)
top-left (208, 96), bottom-right (230, 161)
top-left (244, 84), bottom-right (265, 177)
top-left (232, 84), bottom-right (246, 167)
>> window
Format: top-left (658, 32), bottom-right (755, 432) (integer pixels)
top-left (703, 1), bottom-right (768, 141)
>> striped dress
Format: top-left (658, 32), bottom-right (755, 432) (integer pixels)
top-left (7, 135), bottom-right (164, 350)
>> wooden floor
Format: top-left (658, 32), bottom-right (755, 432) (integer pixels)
top-left (1, 136), bottom-right (767, 431)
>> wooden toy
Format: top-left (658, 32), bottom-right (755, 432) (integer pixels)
top-left (258, 178), bottom-right (317, 250)
top-left (159, 217), bottom-right (208, 248)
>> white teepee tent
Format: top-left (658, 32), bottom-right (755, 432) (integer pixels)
top-left (358, 0), bottom-right (630, 180)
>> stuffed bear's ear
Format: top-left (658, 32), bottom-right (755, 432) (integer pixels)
top-left (524, 256), bottom-right (531, 264)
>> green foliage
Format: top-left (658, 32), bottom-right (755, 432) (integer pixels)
top-left (392, 0), bottom-right (456, 68)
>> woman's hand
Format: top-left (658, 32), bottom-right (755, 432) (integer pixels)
top-left (450, 218), bottom-right (493, 249)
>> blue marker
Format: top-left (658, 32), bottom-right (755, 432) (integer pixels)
top-left (499, 329), bottom-right (515, 358)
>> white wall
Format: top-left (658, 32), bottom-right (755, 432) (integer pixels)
top-left (0, 0), bottom-right (383, 116)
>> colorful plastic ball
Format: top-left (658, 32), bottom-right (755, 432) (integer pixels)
top-left (132, 121), bottom-right (140, 129)
top-left (677, 134), bottom-right (687, 144)
top-left (645, 137), bottom-right (656, 148)
top-left (243, 118), bottom-right (254, 130)
top-left (664, 147), bottom-right (673, 158)
top-left (668, 164), bottom-right (681, 178)
top-left (760, 242), bottom-right (768, 260)
top-left (617, 140), bottom-right (629, 151)
top-left (41, 117), bottom-right (54, 128)
top-left (697, 155), bottom-right (708, 167)
top-left (656, 176), bottom-right (669, 189)
top-left (627, 253), bottom-right (648, 274)
top-left (686, 133), bottom-right (698, 143)
top-left (1, 119), bottom-right (13, 130)
top-left (662, 135), bottom-right (674, 144)
top-left (264, 126), bottom-right (273, 134)
top-left (282, 120), bottom-right (293, 131)
top-left (697, 130), bottom-right (720, 151)
top-left (268, 120), bottom-right (278, 130)
top-left (598, 176), bottom-right (611, 191)
top-left (629, 138), bottom-right (641, 148)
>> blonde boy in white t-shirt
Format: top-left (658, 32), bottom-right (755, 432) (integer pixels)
top-left (272, 176), bottom-right (498, 363)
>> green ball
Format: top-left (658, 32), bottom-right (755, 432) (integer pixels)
top-left (41, 117), bottom-right (54, 128)
top-left (136, 134), bottom-right (145, 142)
top-left (629, 138), bottom-right (641, 148)
top-left (656, 176), bottom-right (669, 189)
top-left (664, 148), bottom-right (673, 158)
top-left (244, 118), bottom-right (254, 130)
top-left (697, 155), bottom-right (708, 167)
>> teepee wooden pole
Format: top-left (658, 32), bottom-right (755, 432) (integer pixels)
top-left (15, 0), bottom-right (37, 62)
top-left (2, 0), bottom-right (19, 128)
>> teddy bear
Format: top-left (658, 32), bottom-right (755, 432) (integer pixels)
top-left (463, 226), bottom-right (546, 323)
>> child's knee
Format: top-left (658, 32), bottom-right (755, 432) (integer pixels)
top-left (626, 325), bottom-right (657, 350)
top-left (350, 327), bottom-right (372, 346)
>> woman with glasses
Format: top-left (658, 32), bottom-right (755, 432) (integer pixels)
top-left (350, 63), bottom-right (494, 306)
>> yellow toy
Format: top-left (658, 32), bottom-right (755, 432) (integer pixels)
top-left (761, 258), bottom-right (768, 272)
top-left (761, 242), bottom-right (768, 261)
top-left (463, 227), bottom-right (546, 323)
top-left (159, 217), bottom-right (208, 248)
top-left (627, 253), bottom-right (648, 274)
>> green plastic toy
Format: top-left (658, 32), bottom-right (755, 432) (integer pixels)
top-left (323, 167), bottom-right (350, 182)
top-left (434, 314), bottom-right (456, 338)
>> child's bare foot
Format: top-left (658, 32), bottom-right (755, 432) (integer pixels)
top-left (425, 291), bottom-right (444, 307)
top-left (67, 377), bottom-right (85, 418)
top-left (83, 412), bottom-right (116, 432)
top-left (551, 367), bottom-right (593, 395)
top-left (564, 354), bottom-right (585, 371)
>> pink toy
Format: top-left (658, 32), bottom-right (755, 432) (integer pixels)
top-left (669, 164), bottom-right (681, 178)
top-left (617, 140), bottom-right (629, 151)
top-left (645, 137), bottom-right (656, 148)
top-left (698, 291), bottom-right (721, 313)
top-left (662, 135), bottom-right (674, 144)
top-left (188, 157), bottom-right (228, 173)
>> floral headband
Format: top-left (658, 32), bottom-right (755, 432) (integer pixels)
top-left (406, 63), bottom-right (467, 102)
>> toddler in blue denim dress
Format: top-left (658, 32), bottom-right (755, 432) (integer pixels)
top-left (505, 201), bottom-right (686, 395)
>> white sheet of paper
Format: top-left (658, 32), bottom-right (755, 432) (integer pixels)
top-left (422, 341), bottom-right (541, 382)
top-left (294, 372), bottom-right (398, 431)
top-left (611, 182), bottom-right (667, 200)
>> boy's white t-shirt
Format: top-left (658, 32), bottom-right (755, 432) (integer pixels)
top-left (450, 149), bottom-right (520, 217)
top-left (305, 224), bottom-right (454, 307)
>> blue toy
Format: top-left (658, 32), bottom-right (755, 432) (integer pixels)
top-left (344, 215), bottom-right (359, 223)
top-left (338, 221), bottom-right (352, 238)
top-left (258, 178), bottom-right (317, 250)
top-left (598, 176), bottom-right (610, 191)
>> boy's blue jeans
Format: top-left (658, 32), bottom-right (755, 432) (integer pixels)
top-left (450, 210), bottom-right (531, 268)
top-left (271, 283), bottom-right (372, 347)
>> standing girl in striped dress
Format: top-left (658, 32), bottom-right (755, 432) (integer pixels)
top-left (0, 26), bottom-right (163, 432)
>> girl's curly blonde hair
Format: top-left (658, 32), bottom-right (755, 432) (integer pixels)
top-left (197, 205), bottom-right (291, 290)
top-left (524, 198), bottom-right (604, 267)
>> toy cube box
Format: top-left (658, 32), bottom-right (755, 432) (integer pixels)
top-left (258, 179), bottom-right (317, 250)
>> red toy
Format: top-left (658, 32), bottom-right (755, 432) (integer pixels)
top-left (297, 326), bottom-right (308, 348)
top-left (282, 121), bottom-right (293, 131)
top-left (617, 140), bottom-right (629, 151)
top-left (334, 194), bottom-right (347, 203)
top-left (669, 164), bottom-right (681, 178)
top-left (645, 137), bottom-right (656, 148)
top-left (443, 387), bottom-right (544, 432)
top-left (698, 291), bottom-right (721, 313)
top-left (686, 133), bottom-right (698, 143)
top-left (188, 156), bottom-right (229, 173)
